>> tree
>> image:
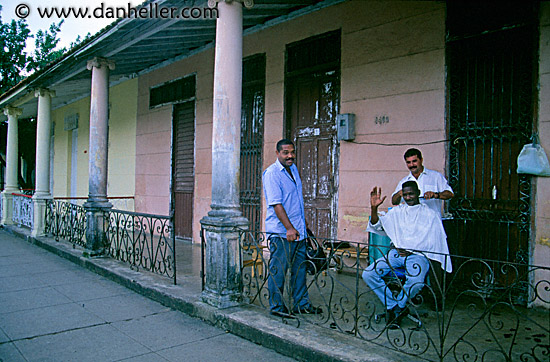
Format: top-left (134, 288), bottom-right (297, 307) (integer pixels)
top-left (26, 21), bottom-right (65, 73)
top-left (1, 5), bottom-right (69, 190)
top-left (0, 6), bottom-right (31, 93)
top-left (0, 5), bottom-right (67, 93)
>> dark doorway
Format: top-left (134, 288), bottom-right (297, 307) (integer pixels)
top-left (240, 54), bottom-right (265, 232)
top-left (446, 2), bottom-right (538, 301)
top-left (285, 30), bottom-right (341, 239)
top-left (172, 101), bottom-right (195, 240)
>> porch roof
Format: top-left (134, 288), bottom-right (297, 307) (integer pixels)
top-left (0, 0), bottom-right (335, 121)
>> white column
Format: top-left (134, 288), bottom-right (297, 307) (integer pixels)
top-left (84, 57), bottom-right (115, 251)
top-left (1, 106), bottom-right (22, 225)
top-left (32, 89), bottom-right (55, 237)
top-left (201, 0), bottom-right (251, 309)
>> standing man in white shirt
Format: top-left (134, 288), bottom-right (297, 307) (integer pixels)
top-left (392, 148), bottom-right (454, 217)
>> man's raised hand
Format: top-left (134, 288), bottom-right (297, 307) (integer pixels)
top-left (370, 186), bottom-right (386, 209)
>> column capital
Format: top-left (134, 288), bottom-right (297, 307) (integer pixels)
top-left (34, 88), bottom-right (56, 98)
top-left (3, 106), bottom-right (22, 118)
top-left (87, 57), bottom-right (115, 71)
top-left (208, 0), bottom-right (253, 9)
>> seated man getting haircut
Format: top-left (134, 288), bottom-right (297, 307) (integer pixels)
top-left (363, 181), bottom-right (452, 328)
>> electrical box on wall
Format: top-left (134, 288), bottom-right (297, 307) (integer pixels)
top-left (337, 113), bottom-right (355, 141)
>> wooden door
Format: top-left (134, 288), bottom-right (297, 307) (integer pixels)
top-left (172, 101), bottom-right (195, 240)
top-left (285, 31), bottom-right (340, 240)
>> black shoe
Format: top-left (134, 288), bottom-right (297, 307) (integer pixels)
top-left (387, 306), bottom-right (409, 329)
top-left (294, 305), bottom-right (322, 315)
top-left (394, 306), bottom-right (409, 325)
top-left (270, 307), bottom-right (291, 317)
top-left (385, 308), bottom-right (397, 328)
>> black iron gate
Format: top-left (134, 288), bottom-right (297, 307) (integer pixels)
top-left (446, 3), bottom-right (537, 301)
top-left (240, 54), bottom-right (265, 231)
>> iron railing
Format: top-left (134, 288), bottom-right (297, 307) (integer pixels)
top-left (44, 199), bottom-right (87, 247)
top-left (52, 196), bottom-right (135, 211)
top-left (230, 229), bottom-right (549, 362)
top-left (43, 200), bottom-right (176, 284)
top-left (12, 193), bottom-right (33, 228)
top-left (104, 209), bottom-right (176, 284)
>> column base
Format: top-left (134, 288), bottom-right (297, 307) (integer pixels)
top-left (83, 202), bottom-right (112, 251)
top-left (201, 288), bottom-right (242, 309)
top-left (1, 191), bottom-right (16, 225)
top-left (83, 199), bottom-right (113, 209)
top-left (200, 213), bottom-right (249, 309)
top-left (31, 194), bottom-right (52, 237)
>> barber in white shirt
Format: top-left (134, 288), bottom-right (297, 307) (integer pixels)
top-left (391, 148), bottom-right (453, 217)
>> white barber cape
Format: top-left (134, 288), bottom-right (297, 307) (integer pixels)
top-left (367, 203), bottom-right (452, 272)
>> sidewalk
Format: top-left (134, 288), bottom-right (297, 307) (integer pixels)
top-left (0, 226), bottom-right (402, 362)
top-left (0, 230), bottom-right (299, 362)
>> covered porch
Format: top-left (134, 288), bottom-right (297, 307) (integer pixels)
top-left (1, 0), bottom-right (549, 360)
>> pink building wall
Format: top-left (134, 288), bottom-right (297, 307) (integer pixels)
top-left (135, 1), bottom-right (449, 243)
top-left (245, 1), bottom-right (447, 242)
top-left (136, 49), bottom-right (214, 225)
top-left (134, 0), bottom-right (547, 275)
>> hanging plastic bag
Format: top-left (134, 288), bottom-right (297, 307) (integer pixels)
top-left (517, 143), bottom-right (550, 176)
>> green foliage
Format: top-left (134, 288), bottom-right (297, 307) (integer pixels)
top-left (26, 21), bottom-right (65, 72)
top-left (70, 32), bottom-right (92, 49)
top-left (0, 5), bottom-right (79, 93)
top-left (0, 6), bottom-right (31, 92)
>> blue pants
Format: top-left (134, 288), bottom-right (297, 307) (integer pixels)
top-left (362, 248), bottom-right (430, 310)
top-left (267, 236), bottom-right (310, 312)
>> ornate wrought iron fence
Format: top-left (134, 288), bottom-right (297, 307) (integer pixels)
top-left (12, 193), bottom-right (34, 228)
top-left (50, 196), bottom-right (135, 210)
top-left (104, 209), bottom-right (176, 284)
top-left (44, 199), bottom-right (87, 247)
top-left (231, 229), bottom-right (549, 362)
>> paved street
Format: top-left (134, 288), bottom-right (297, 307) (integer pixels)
top-left (0, 231), bottom-right (296, 362)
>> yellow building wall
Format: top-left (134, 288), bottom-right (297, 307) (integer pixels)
top-left (51, 78), bottom-right (137, 210)
top-left (52, 97), bottom-right (90, 200)
top-left (108, 79), bottom-right (138, 210)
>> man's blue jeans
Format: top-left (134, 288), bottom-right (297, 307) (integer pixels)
top-left (362, 248), bottom-right (430, 310)
top-left (267, 236), bottom-right (310, 312)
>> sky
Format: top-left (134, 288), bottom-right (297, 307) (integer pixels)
top-left (1, 0), bottom-right (137, 51)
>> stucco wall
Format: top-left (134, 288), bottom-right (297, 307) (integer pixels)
top-left (108, 79), bottom-right (138, 210)
top-left (136, 49), bottom-right (214, 232)
top-left (135, 1), bottom-right (447, 243)
top-left (243, 1), bottom-right (446, 242)
top-left (338, 1), bottom-right (446, 241)
top-left (52, 78), bottom-right (137, 210)
top-left (52, 97), bottom-right (90, 199)
top-left (534, 2), bottom-right (550, 305)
